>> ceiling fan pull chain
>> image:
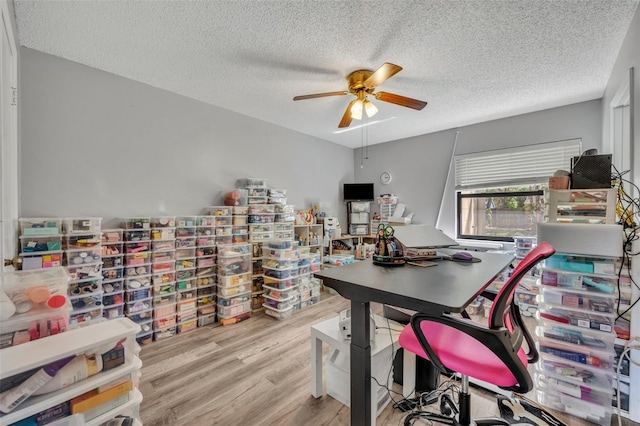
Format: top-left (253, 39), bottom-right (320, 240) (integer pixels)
top-left (360, 120), bottom-right (365, 168)
top-left (365, 116), bottom-right (369, 160)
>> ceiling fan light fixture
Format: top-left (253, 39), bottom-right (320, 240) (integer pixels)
top-left (364, 100), bottom-right (378, 118)
top-left (351, 99), bottom-right (364, 120)
top-left (292, 62), bottom-right (427, 128)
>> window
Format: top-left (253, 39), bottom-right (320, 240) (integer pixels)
top-left (455, 139), bottom-right (581, 241)
top-left (457, 185), bottom-right (545, 241)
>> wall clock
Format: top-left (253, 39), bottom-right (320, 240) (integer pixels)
top-left (379, 171), bottom-right (392, 185)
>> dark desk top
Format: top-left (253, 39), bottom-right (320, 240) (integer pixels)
top-left (314, 250), bottom-right (514, 314)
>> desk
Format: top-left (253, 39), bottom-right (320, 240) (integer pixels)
top-left (314, 250), bottom-right (514, 426)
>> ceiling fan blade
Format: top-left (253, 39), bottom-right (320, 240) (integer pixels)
top-left (364, 63), bottom-right (403, 88)
top-left (293, 91), bottom-right (348, 101)
top-left (375, 92), bottom-right (428, 110)
top-left (339, 100), bottom-right (357, 128)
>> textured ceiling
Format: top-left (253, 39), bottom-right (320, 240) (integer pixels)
top-left (13, 0), bottom-right (639, 148)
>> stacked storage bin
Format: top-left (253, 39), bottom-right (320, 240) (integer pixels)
top-left (246, 178), bottom-right (268, 205)
top-left (203, 206), bottom-right (234, 325)
top-left (377, 195), bottom-right (398, 222)
top-left (0, 267), bottom-right (72, 347)
top-left (248, 204), bottom-right (276, 242)
top-left (205, 206), bottom-right (233, 246)
top-left (232, 205), bottom-right (250, 244)
top-left (63, 218), bottom-right (104, 328)
top-left (101, 229), bottom-right (125, 320)
top-left (268, 188), bottom-right (287, 206)
top-left (217, 243), bottom-right (252, 325)
top-left (535, 254), bottom-right (618, 425)
top-left (294, 248), bottom-right (312, 311)
top-left (513, 237), bottom-right (540, 317)
top-left (149, 217), bottom-right (177, 341)
top-left (309, 250), bottom-right (322, 275)
top-left (173, 216), bottom-right (198, 335)
top-left (196, 215), bottom-right (217, 327)
top-left (249, 204), bottom-right (276, 310)
top-left (613, 254), bottom-right (634, 416)
top-left (309, 276), bottom-right (322, 306)
top-left (274, 212), bottom-right (295, 241)
top-left (297, 244), bottom-right (323, 310)
top-left (232, 206), bottom-right (249, 230)
top-left (250, 252), bottom-right (264, 312)
top-left (122, 217), bottom-right (153, 346)
top-left (544, 188), bottom-right (616, 224)
top-left (262, 239), bottom-right (298, 320)
top-left (230, 206), bottom-right (260, 312)
top-left (18, 218), bottom-right (64, 270)
top-left (309, 223), bottom-right (324, 262)
top-left (248, 204), bottom-right (278, 311)
top-left (274, 204), bottom-right (296, 226)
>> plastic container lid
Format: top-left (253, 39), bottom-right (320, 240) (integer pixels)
top-left (25, 286), bottom-right (52, 304)
top-left (263, 292), bottom-right (295, 303)
top-left (47, 294), bottom-right (68, 309)
top-left (262, 282), bottom-right (299, 294)
top-left (262, 303), bottom-right (293, 313)
top-left (2, 267), bottom-right (70, 289)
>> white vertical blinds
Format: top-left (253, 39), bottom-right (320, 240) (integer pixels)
top-left (455, 139), bottom-right (582, 189)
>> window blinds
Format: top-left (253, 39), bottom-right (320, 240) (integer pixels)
top-left (455, 139), bottom-right (582, 189)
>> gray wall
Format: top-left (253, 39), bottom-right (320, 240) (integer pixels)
top-left (353, 99), bottom-right (602, 238)
top-left (19, 48), bottom-right (353, 227)
top-left (603, 4), bottom-right (639, 191)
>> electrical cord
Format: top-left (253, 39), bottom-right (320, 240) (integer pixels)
top-left (367, 313), bottom-right (410, 415)
top-left (611, 167), bottom-right (640, 341)
top-left (615, 248), bottom-right (638, 324)
top-left (373, 309), bottom-right (466, 421)
top-left (377, 325), bottom-right (405, 333)
top-left (396, 375), bottom-right (462, 425)
top-left (403, 410), bottom-right (454, 425)
top-left (611, 164), bottom-right (640, 425)
top-left (616, 337), bottom-right (640, 426)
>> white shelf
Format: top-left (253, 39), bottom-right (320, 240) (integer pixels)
top-left (0, 358), bottom-right (142, 425)
top-left (1, 318), bottom-right (140, 377)
top-left (86, 388), bottom-right (143, 426)
top-left (0, 318), bottom-right (142, 426)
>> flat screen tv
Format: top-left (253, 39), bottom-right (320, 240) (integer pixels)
top-left (343, 183), bottom-right (374, 201)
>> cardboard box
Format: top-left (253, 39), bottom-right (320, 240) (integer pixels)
top-left (70, 380), bottom-right (132, 414)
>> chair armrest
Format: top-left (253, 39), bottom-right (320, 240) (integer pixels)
top-left (511, 303), bottom-right (538, 364)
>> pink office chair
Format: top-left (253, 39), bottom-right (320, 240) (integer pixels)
top-left (399, 242), bottom-right (556, 425)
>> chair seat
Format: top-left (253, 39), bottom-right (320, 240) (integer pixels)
top-left (399, 321), bottom-right (528, 388)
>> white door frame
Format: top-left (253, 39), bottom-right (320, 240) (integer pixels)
top-left (1, 0), bottom-right (19, 272)
top-left (608, 71), bottom-right (631, 179)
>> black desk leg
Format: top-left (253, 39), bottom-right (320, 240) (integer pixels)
top-left (350, 300), bottom-right (372, 426)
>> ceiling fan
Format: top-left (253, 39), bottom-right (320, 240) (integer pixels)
top-left (293, 62), bottom-right (427, 128)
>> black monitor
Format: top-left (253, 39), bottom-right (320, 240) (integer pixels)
top-left (343, 183), bottom-right (374, 201)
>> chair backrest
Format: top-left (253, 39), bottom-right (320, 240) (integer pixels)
top-left (488, 241), bottom-right (555, 331)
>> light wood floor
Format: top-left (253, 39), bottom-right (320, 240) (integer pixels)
top-left (138, 292), bottom-right (633, 426)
